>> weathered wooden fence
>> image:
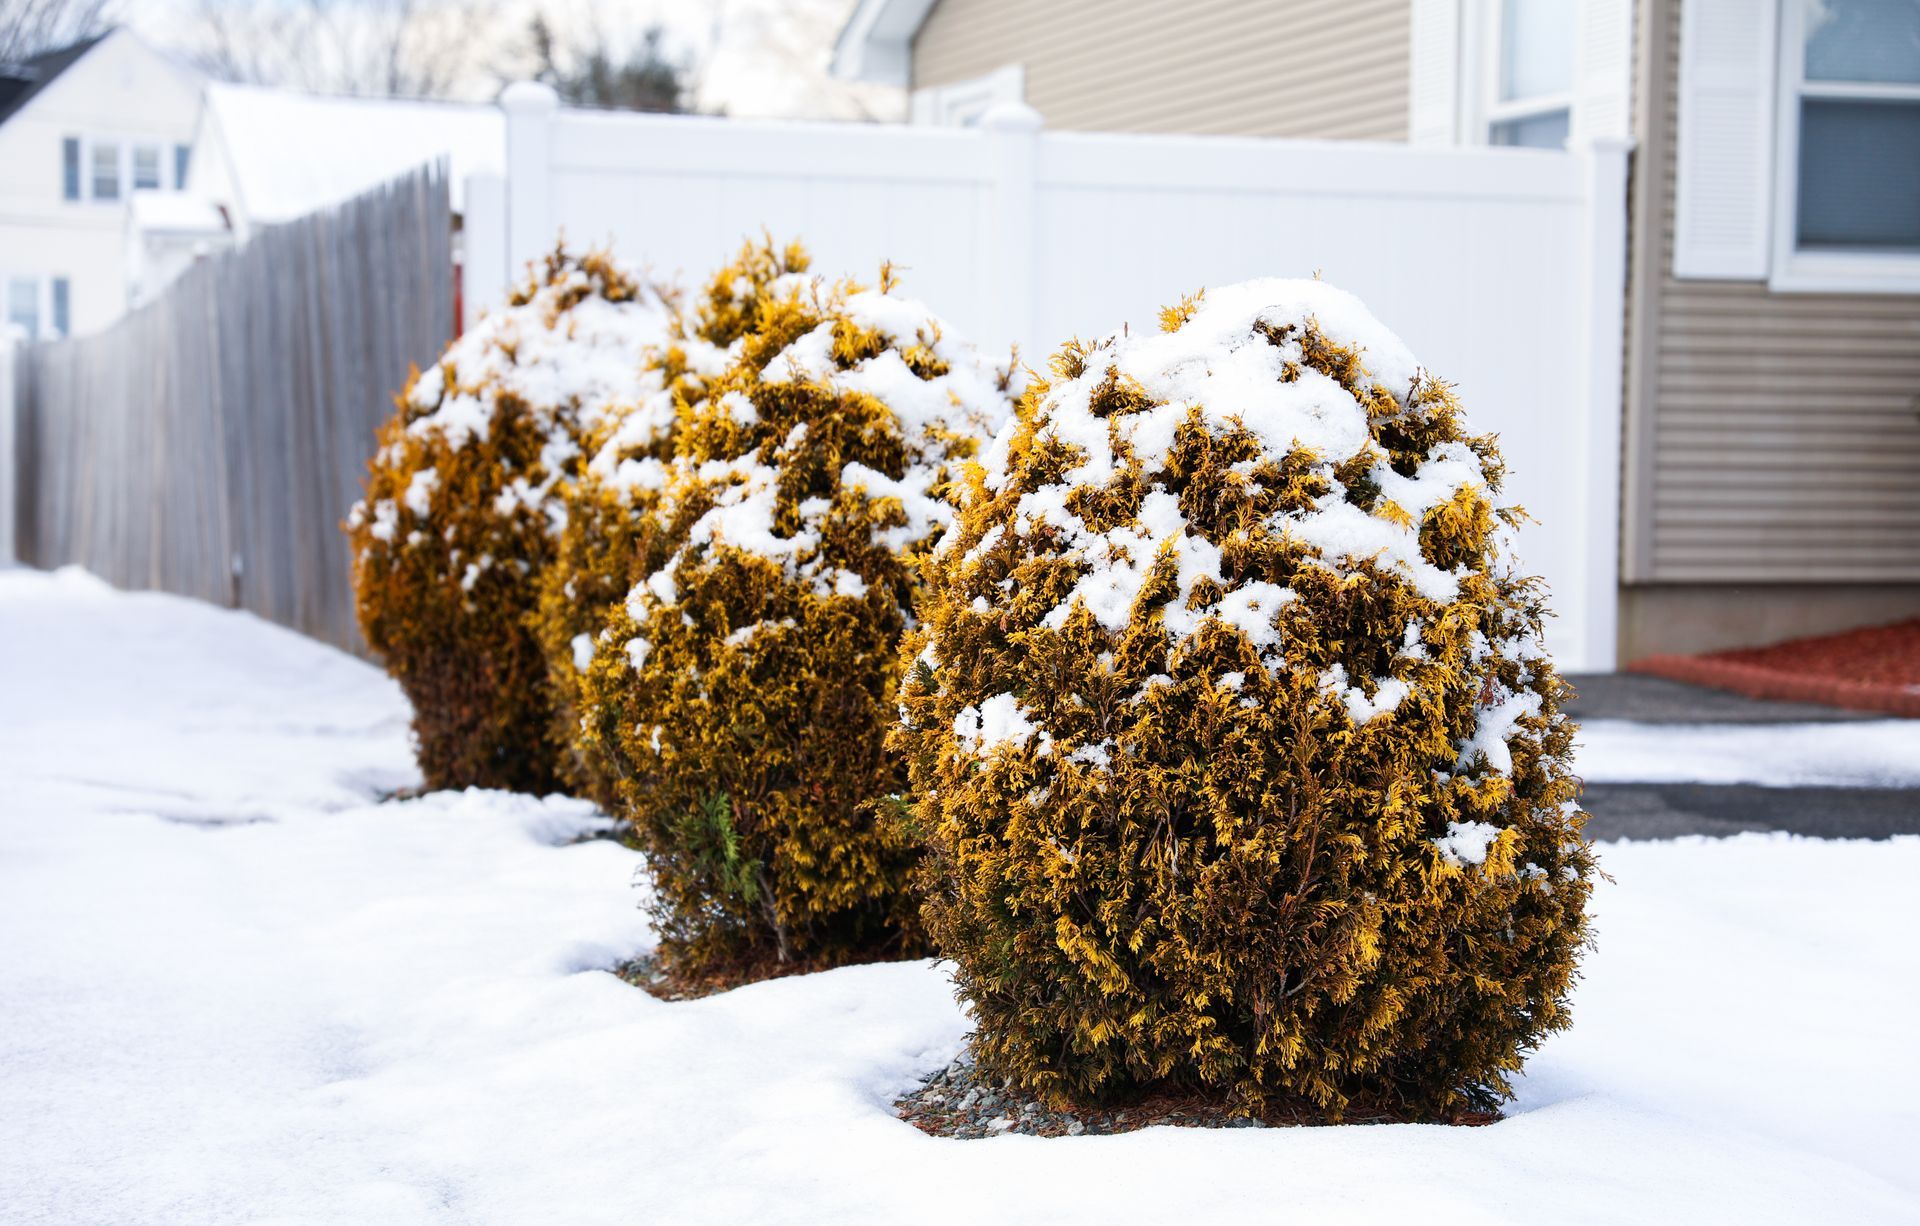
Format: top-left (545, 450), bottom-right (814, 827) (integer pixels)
top-left (9, 164), bottom-right (452, 653)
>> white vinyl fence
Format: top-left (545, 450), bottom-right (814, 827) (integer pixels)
top-left (468, 86), bottom-right (1629, 671)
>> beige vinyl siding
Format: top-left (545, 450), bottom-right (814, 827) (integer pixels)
top-left (912, 0), bottom-right (1411, 141)
top-left (1626, 0), bottom-right (1920, 584)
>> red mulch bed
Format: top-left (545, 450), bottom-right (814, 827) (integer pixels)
top-left (1630, 618), bottom-right (1920, 718)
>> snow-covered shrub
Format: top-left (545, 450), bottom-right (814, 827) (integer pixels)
top-left (532, 240), bottom-right (809, 803)
top-left (348, 248), bottom-right (673, 792)
top-left (578, 252), bottom-right (1022, 973)
top-left (893, 281), bottom-right (1595, 1120)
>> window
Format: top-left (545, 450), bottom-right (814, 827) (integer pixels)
top-left (8, 278), bottom-right (39, 340)
top-left (1773, 0), bottom-right (1920, 291)
top-left (62, 138), bottom-right (81, 201)
top-left (90, 141), bottom-right (120, 200)
top-left (1486, 0), bottom-right (1577, 147)
top-left (175, 143), bottom-right (191, 190)
top-left (133, 144), bottom-right (162, 191)
top-left (52, 278), bottom-right (70, 337)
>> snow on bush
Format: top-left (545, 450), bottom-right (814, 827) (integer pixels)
top-left (348, 248), bottom-right (674, 792)
top-left (532, 240), bottom-right (809, 804)
top-left (578, 245), bottom-right (1022, 974)
top-left (893, 280), bottom-right (1596, 1119)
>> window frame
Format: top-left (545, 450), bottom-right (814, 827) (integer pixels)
top-left (1476, 0), bottom-right (1576, 148)
top-left (61, 137), bottom-right (82, 201)
top-left (6, 275), bottom-right (43, 340)
top-left (0, 275), bottom-right (74, 341)
top-left (132, 143), bottom-right (164, 192)
top-left (1769, 0), bottom-right (1920, 293)
top-left (51, 277), bottom-right (70, 338)
top-left (87, 138), bottom-right (122, 201)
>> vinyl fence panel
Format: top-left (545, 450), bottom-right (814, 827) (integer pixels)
top-left (477, 93), bottom-right (1627, 670)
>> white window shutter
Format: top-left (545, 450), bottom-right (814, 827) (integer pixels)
top-left (1672, 0), bottom-right (1779, 279)
top-left (1572, 0), bottom-right (1635, 143)
top-left (1410, 0), bottom-right (1462, 145)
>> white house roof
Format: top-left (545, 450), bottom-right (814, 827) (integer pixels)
top-left (202, 83), bottom-right (503, 223)
top-left (829, 0), bottom-right (938, 86)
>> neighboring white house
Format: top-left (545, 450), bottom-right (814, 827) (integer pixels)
top-left (184, 83), bottom-right (504, 238)
top-left (0, 34), bottom-right (504, 329)
top-left (120, 84), bottom-right (506, 307)
top-left (0, 30), bottom-right (202, 339)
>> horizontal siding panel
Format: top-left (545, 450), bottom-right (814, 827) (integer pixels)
top-left (1655, 448), bottom-right (1920, 470)
top-left (1656, 371), bottom-right (1920, 392)
top-left (1658, 431), bottom-right (1912, 450)
top-left (1666, 328), bottom-right (1920, 353)
top-left (914, 0), bottom-right (1410, 140)
top-left (1659, 408), bottom-right (1919, 426)
top-left (1657, 517), bottom-right (1920, 534)
top-left (1655, 553), bottom-right (1920, 570)
top-left (1659, 294), bottom-right (1920, 321)
top-left (1639, 0), bottom-right (1920, 581)
top-left (1651, 544), bottom-right (1920, 564)
top-left (1658, 479), bottom-right (1920, 498)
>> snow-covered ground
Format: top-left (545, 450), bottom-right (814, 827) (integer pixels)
top-left (1577, 718), bottom-right (1920, 787)
top-left (3, 566), bottom-right (1917, 1225)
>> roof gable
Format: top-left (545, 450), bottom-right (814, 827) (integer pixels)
top-left (0, 30), bottom-right (110, 127)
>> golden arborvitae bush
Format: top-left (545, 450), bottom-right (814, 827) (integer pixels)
top-left (893, 280), bottom-right (1595, 1120)
top-left (347, 248), bottom-right (674, 792)
top-left (576, 246), bottom-right (1022, 973)
top-left (532, 240), bottom-right (809, 804)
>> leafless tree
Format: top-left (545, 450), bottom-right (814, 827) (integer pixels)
top-left (181, 0), bottom-right (493, 98)
top-left (518, 13), bottom-right (695, 113)
top-left (0, 0), bottom-right (114, 64)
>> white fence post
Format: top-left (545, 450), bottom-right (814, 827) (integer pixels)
top-left (1576, 136), bottom-right (1633, 673)
top-left (463, 171), bottom-right (509, 332)
top-left (501, 82), bottom-right (559, 282)
top-left (0, 334), bottom-right (16, 567)
top-left (981, 102), bottom-right (1042, 356)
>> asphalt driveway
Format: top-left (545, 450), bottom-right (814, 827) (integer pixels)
top-left (1563, 673), bottom-right (1919, 842)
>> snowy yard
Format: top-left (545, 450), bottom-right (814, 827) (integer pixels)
top-left (3, 566), bottom-right (1918, 1225)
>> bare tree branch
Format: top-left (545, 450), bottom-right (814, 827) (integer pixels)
top-left (0, 0), bottom-right (114, 64)
top-left (179, 0), bottom-right (491, 99)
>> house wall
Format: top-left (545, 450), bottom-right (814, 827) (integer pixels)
top-left (910, 0), bottom-right (1411, 139)
top-left (0, 32), bottom-right (200, 338)
top-left (1619, 0), bottom-right (1920, 658)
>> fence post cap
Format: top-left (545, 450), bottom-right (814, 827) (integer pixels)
top-left (979, 101), bottom-right (1043, 133)
top-left (499, 81), bottom-right (560, 113)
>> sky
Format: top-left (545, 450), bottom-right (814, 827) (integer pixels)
top-left (117, 0), bottom-right (903, 121)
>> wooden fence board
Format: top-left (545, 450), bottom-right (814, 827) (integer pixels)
top-left (10, 164), bottom-right (452, 655)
